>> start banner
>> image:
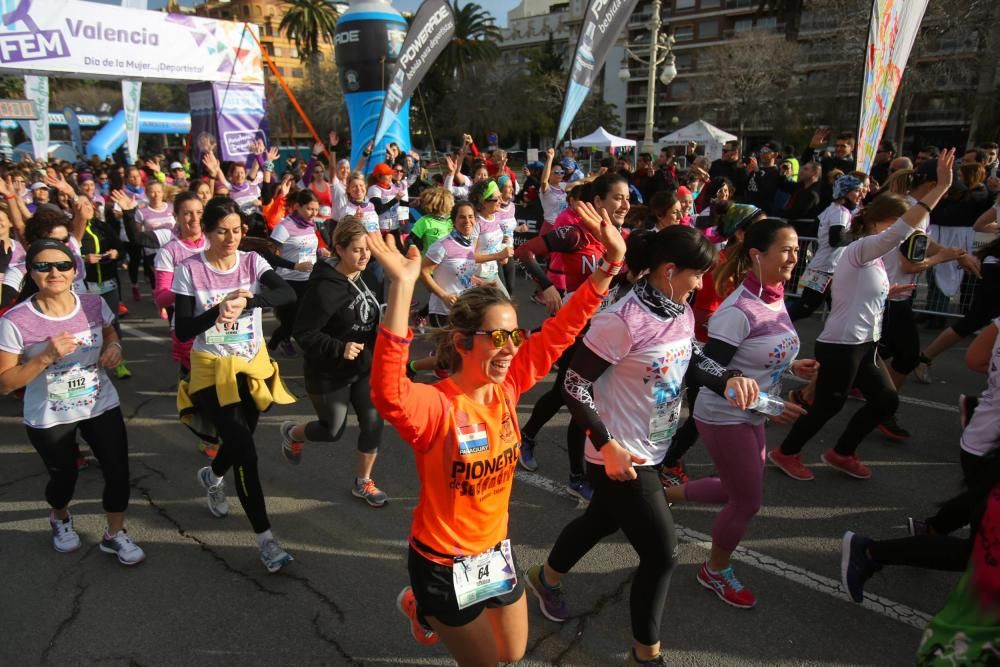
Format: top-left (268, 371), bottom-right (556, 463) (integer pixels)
top-left (0, 0), bottom-right (263, 84)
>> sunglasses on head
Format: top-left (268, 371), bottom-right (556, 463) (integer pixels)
top-left (31, 260), bottom-right (74, 273)
top-left (474, 328), bottom-right (527, 348)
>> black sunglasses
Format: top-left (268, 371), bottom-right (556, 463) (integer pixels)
top-left (474, 328), bottom-right (527, 348)
top-left (31, 260), bottom-right (75, 273)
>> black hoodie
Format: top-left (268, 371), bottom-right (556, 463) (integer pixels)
top-left (293, 258), bottom-right (384, 393)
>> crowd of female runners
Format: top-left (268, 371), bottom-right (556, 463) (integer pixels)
top-left (1, 138), bottom-right (996, 666)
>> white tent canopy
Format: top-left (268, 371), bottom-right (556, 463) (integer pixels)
top-left (657, 120), bottom-right (736, 145)
top-left (567, 127), bottom-right (637, 149)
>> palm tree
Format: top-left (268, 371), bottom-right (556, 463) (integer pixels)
top-left (438, 1), bottom-right (502, 80)
top-left (280, 0), bottom-right (339, 63)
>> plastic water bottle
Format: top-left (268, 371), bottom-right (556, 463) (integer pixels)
top-left (727, 389), bottom-right (785, 416)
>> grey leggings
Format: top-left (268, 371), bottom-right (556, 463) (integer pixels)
top-left (304, 375), bottom-right (383, 453)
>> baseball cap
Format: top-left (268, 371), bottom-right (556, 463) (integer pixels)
top-left (30, 182), bottom-right (47, 191)
top-left (170, 161), bottom-right (183, 170)
top-left (372, 162), bottom-right (394, 177)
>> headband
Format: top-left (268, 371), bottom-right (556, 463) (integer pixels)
top-left (26, 239), bottom-right (76, 266)
top-left (480, 180), bottom-right (500, 202)
top-left (497, 175), bottom-right (510, 190)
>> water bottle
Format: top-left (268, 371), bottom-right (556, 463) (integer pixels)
top-left (727, 389), bottom-right (785, 416)
top-left (335, 1), bottom-right (411, 172)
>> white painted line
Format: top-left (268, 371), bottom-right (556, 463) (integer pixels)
top-left (898, 395), bottom-right (959, 413)
top-left (120, 322), bottom-right (170, 343)
top-left (515, 470), bottom-right (933, 630)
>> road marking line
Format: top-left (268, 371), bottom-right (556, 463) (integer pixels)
top-left (121, 323), bottom-right (170, 343)
top-left (515, 470), bottom-right (933, 630)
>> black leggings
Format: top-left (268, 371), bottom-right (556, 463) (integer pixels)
top-left (194, 376), bottom-right (270, 534)
top-left (498, 259), bottom-right (516, 294)
top-left (269, 279), bottom-right (308, 348)
top-left (869, 450), bottom-right (1000, 572)
top-left (879, 299), bottom-right (920, 375)
top-left (950, 264), bottom-right (1000, 337)
top-left (787, 285), bottom-right (830, 321)
top-left (28, 407), bottom-right (130, 513)
top-left (548, 464), bottom-right (678, 646)
top-left (97, 287), bottom-right (122, 337)
top-left (304, 375), bottom-right (384, 454)
top-left (126, 243), bottom-right (142, 286)
top-left (141, 253), bottom-right (156, 290)
top-left (663, 385), bottom-right (700, 467)
top-left (780, 341), bottom-right (899, 457)
top-left (521, 338), bottom-right (585, 476)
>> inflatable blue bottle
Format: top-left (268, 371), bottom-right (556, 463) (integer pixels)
top-left (335, 0), bottom-right (411, 171)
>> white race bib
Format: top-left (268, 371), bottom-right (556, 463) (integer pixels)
top-left (362, 211), bottom-right (379, 233)
top-left (452, 539), bottom-right (517, 610)
top-left (649, 395), bottom-right (682, 445)
top-left (798, 268), bottom-right (832, 294)
top-left (204, 314), bottom-right (254, 345)
top-left (47, 363), bottom-right (100, 402)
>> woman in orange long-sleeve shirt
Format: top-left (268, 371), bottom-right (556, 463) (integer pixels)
top-left (368, 202), bottom-right (625, 666)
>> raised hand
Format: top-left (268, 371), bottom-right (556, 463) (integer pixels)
top-left (144, 158), bottom-right (161, 173)
top-left (266, 146), bottom-right (280, 162)
top-left (573, 201), bottom-right (625, 262)
top-left (110, 189), bottom-right (136, 211)
top-left (329, 131), bottom-right (339, 147)
top-left (44, 172), bottom-right (74, 195)
top-left (936, 147), bottom-right (955, 190)
top-left (202, 151), bottom-right (220, 177)
top-left (366, 231), bottom-right (421, 286)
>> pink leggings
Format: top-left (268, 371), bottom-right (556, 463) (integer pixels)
top-left (683, 421), bottom-right (766, 552)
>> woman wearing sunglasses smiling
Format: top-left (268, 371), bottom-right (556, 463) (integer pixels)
top-left (369, 200), bottom-right (624, 665)
top-left (0, 239), bottom-right (144, 565)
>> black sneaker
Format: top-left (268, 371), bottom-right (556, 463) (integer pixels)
top-left (840, 531), bottom-right (881, 603)
top-left (959, 394), bottom-right (979, 430)
top-left (877, 416), bottom-right (910, 441)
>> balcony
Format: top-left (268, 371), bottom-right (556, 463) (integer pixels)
top-left (905, 109), bottom-right (971, 125)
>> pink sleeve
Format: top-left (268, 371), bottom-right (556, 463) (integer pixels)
top-left (153, 271), bottom-right (175, 308)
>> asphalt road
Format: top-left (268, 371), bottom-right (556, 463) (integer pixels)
top-left (0, 271), bottom-right (980, 666)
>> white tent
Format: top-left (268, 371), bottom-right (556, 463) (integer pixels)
top-left (658, 120), bottom-right (737, 161)
top-left (567, 126), bottom-right (636, 150)
top-left (657, 120), bottom-right (736, 145)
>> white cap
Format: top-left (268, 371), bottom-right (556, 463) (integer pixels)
top-left (170, 162), bottom-right (183, 170)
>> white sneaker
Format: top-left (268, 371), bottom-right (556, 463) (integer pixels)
top-left (50, 514), bottom-right (81, 553)
top-left (259, 539), bottom-right (293, 573)
top-left (914, 361), bottom-right (932, 384)
top-left (198, 466), bottom-right (229, 518)
top-left (100, 529), bottom-right (146, 565)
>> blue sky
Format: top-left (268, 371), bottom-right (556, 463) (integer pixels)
top-left (91, 0), bottom-right (521, 27)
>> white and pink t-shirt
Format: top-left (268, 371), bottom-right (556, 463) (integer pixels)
top-left (154, 235), bottom-right (209, 317)
top-left (338, 200), bottom-right (379, 234)
top-left (695, 285), bottom-right (800, 426)
top-left (367, 184), bottom-right (400, 232)
top-left (583, 288), bottom-right (695, 465)
top-left (474, 214), bottom-right (505, 281)
top-left (540, 184), bottom-right (568, 224)
top-left (496, 202), bottom-right (517, 240)
top-left (425, 234), bottom-right (477, 316)
top-left (172, 251), bottom-right (271, 360)
top-left (0, 293), bottom-right (119, 428)
top-left (136, 204), bottom-right (176, 256)
top-left (230, 182), bottom-right (262, 214)
top-left (271, 214), bottom-right (318, 282)
top-left (961, 316), bottom-right (1000, 458)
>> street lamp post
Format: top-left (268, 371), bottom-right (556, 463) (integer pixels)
top-left (618, 0), bottom-right (677, 155)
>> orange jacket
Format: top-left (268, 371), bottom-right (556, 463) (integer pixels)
top-left (263, 191), bottom-right (287, 232)
top-left (371, 279), bottom-right (606, 564)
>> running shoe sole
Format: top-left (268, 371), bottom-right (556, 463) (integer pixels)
top-left (524, 569), bottom-right (568, 623)
top-left (696, 570), bottom-right (756, 609)
top-left (396, 587), bottom-right (438, 645)
top-left (840, 531), bottom-right (863, 603)
top-left (351, 488), bottom-right (387, 508)
top-left (99, 542), bottom-right (145, 566)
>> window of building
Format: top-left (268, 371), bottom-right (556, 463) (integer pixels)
top-left (241, 6), bottom-right (249, 17)
top-left (264, 43), bottom-right (274, 56)
top-left (675, 52), bottom-right (694, 71)
top-left (756, 16), bottom-right (777, 30)
top-left (675, 0), bottom-right (695, 9)
top-left (290, 46), bottom-right (298, 59)
top-left (701, 0), bottom-right (721, 7)
top-left (671, 80), bottom-right (691, 99)
top-left (699, 20), bottom-right (719, 39)
top-left (274, 46), bottom-right (282, 57)
top-left (255, 6), bottom-right (263, 17)
top-left (734, 18), bottom-right (753, 33)
top-left (674, 25), bottom-right (694, 41)
top-left (291, 68), bottom-right (303, 79)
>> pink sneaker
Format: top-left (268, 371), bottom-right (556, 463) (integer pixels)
top-left (768, 449), bottom-right (813, 481)
top-left (697, 562), bottom-right (757, 609)
top-left (821, 449), bottom-right (871, 479)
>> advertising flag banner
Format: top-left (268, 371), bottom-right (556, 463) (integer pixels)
top-left (856, 0), bottom-right (929, 173)
top-left (556, 0), bottom-right (640, 144)
top-left (372, 0), bottom-right (455, 147)
top-left (0, 0), bottom-right (262, 84)
top-left (23, 73), bottom-right (47, 160)
top-left (188, 81), bottom-right (267, 166)
top-left (61, 104), bottom-right (83, 155)
top-left (122, 79), bottom-right (142, 161)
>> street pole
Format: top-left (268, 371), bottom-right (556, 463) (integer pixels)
top-left (641, 0), bottom-right (662, 155)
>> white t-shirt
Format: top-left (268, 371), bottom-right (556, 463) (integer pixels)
top-left (960, 317), bottom-right (1000, 457)
top-left (541, 184), bottom-right (568, 224)
top-left (0, 293), bottom-right (119, 428)
top-left (271, 215), bottom-right (318, 282)
top-left (474, 214), bottom-right (504, 280)
top-left (172, 251), bottom-right (271, 360)
top-left (338, 200), bottom-right (379, 233)
top-left (695, 285), bottom-right (800, 426)
top-left (425, 234), bottom-right (477, 316)
top-left (367, 184), bottom-right (400, 231)
top-left (583, 289), bottom-right (694, 466)
top-left (819, 218), bottom-right (915, 345)
top-left (496, 202), bottom-right (518, 239)
top-left (229, 182), bottom-right (262, 215)
top-left (806, 202), bottom-right (852, 275)
top-left (136, 204), bottom-right (176, 256)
